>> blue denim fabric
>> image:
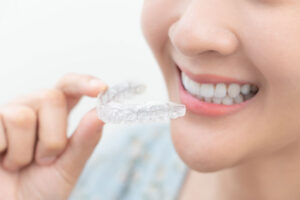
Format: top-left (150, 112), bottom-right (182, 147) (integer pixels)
top-left (69, 123), bottom-right (188, 200)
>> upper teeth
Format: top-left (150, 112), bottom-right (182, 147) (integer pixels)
top-left (181, 72), bottom-right (258, 104)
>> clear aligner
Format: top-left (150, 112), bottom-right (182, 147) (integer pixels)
top-left (96, 81), bottom-right (186, 124)
top-left (98, 81), bottom-right (146, 104)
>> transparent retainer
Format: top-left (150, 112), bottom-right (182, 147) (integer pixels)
top-left (96, 81), bottom-right (186, 124)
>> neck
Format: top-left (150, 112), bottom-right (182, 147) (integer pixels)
top-left (216, 140), bottom-right (300, 200)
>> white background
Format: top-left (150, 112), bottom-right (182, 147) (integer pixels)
top-left (0, 0), bottom-right (168, 133)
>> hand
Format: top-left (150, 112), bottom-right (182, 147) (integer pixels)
top-left (0, 73), bottom-right (108, 200)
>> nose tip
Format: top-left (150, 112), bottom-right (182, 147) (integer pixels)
top-left (168, 20), bottom-right (239, 57)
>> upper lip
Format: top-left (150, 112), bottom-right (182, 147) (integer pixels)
top-left (177, 65), bottom-right (256, 85)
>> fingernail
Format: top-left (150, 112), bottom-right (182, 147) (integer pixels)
top-left (89, 79), bottom-right (107, 90)
top-left (38, 156), bottom-right (56, 165)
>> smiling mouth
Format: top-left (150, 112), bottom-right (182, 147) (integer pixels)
top-left (178, 67), bottom-right (259, 105)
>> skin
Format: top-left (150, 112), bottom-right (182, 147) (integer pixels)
top-left (0, 73), bottom-right (107, 199)
top-left (2, 0), bottom-right (300, 199)
top-left (141, 0), bottom-right (300, 199)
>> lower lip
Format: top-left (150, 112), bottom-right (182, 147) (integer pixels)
top-left (178, 73), bottom-right (254, 117)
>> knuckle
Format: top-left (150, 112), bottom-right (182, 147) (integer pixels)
top-left (4, 156), bottom-right (32, 171)
top-left (14, 156), bottom-right (32, 166)
top-left (0, 141), bottom-right (7, 152)
top-left (4, 106), bottom-right (36, 127)
top-left (40, 89), bottom-right (67, 107)
top-left (43, 138), bottom-right (67, 152)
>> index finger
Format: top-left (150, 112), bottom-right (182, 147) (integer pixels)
top-left (55, 72), bottom-right (108, 98)
top-left (4, 73), bottom-right (108, 113)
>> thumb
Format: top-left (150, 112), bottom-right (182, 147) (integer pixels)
top-left (55, 108), bottom-right (104, 179)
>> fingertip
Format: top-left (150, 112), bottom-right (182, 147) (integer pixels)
top-left (84, 80), bottom-right (108, 97)
top-left (90, 108), bottom-right (105, 131)
top-left (89, 79), bottom-right (107, 90)
top-left (76, 108), bottom-right (105, 140)
top-left (56, 73), bottom-right (108, 98)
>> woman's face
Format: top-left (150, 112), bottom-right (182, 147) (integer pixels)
top-left (141, 0), bottom-right (300, 171)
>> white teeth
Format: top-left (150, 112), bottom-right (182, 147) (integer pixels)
top-left (212, 97), bottom-right (222, 104)
top-left (234, 94), bottom-right (244, 104)
top-left (189, 80), bottom-right (201, 96)
top-left (214, 83), bottom-right (227, 98)
top-left (181, 72), bottom-right (258, 105)
top-left (222, 96), bottom-right (233, 105)
top-left (200, 84), bottom-right (214, 98)
top-left (182, 73), bottom-right (190, 89)
top-left (241, 84), bottom-right (250, 95)
top-left (182, 72), bottom-right (201, 96)
top-left (228, 84), bottom-right (240, 98)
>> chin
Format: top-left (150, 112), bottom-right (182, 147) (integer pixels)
top-left (170, 116), bottom-right (249, 173)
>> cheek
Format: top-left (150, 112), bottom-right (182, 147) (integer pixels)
top-left (240, 5), bottom-right (300, 146)
top-left (141, 1), bottom-right (184, 93)
top-left (240, 5), bottom-right (300, 101)
top-left (141, 0), bottom-right (177, 63)
top-left (141, 1), bottom-right (167, 50)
